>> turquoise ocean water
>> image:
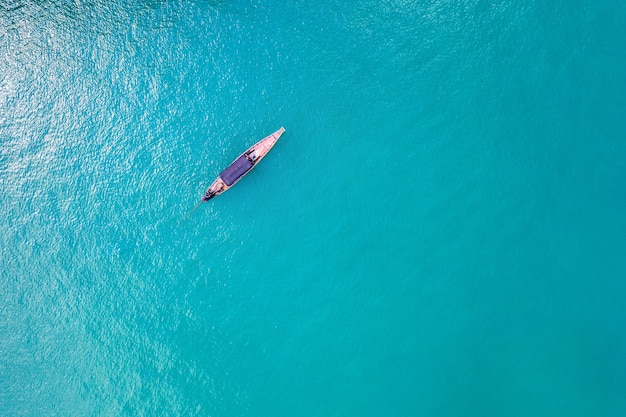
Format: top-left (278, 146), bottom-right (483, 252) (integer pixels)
top-left (2, 1), bottom-right (626, 415)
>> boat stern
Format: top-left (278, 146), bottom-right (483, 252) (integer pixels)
top-left (202, 192), bottom-right (216, 202)
top-left (202, 177), bottom-right (228, 201)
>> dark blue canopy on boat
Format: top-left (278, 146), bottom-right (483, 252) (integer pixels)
top-left (220, 155), bottom-right (253, 186)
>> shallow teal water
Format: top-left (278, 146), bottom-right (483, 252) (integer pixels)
top-left (2, 1), bottom-right (626, 416)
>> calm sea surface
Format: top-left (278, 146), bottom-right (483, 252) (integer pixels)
top-left (2, 1), bottom-right (626, 416)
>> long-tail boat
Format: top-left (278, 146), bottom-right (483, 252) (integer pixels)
top-left (202, 127), bottom-right (285, 201)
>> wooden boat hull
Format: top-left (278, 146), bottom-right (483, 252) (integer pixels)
top-left (202, 127), bottom-right (285, 201)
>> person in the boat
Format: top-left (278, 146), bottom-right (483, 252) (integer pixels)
top-left (246, 150), bottom-right (258, 163)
